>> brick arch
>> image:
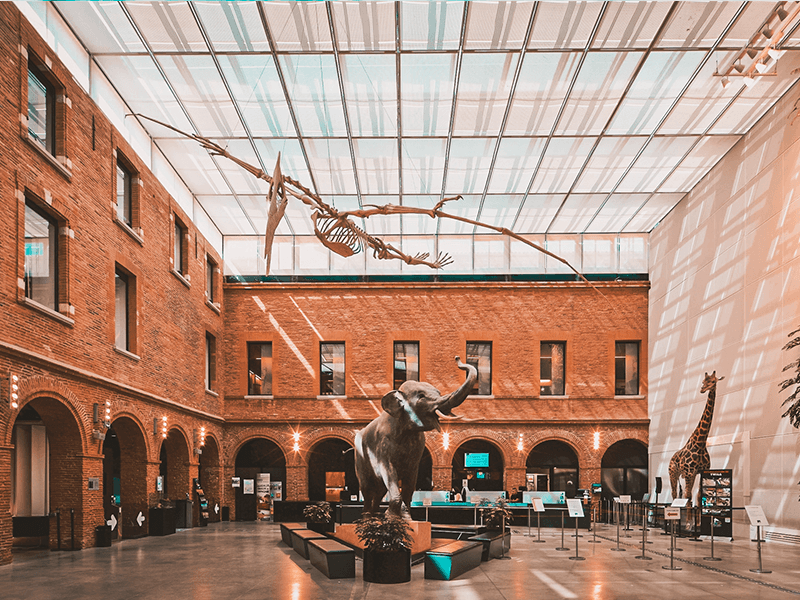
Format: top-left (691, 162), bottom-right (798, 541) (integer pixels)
top-left (4, 375), bottom-right (91, 452)
top-left (300, 428), bottom-right (357, 468)
top-left (440, 432), bottom-right (515, 470)
top-left (108, 414), bottom-right (149, 538)
top-left (525, 431), bottom-right (592, 469)
top-left (598, 430), bottom-right (648, 458)
top-left (226, 431), bottom-right (289, 468)
top-left (110, 411), bottom-right (152, 458)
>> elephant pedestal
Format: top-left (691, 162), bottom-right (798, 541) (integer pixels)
top-left (334, 521), bottom-right (431, 555)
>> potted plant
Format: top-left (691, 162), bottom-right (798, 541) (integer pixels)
top-left (482, 498), bottom-right (512, 531)
top-left (355, 515), bottom-right (413, 583)
top-left (303, 501), bottom-right (333, 533)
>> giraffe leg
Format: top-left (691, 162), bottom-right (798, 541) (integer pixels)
top-left (668, 458), bottom-right (680, 502)
top-left (684, 470), bottom-right (698, 506)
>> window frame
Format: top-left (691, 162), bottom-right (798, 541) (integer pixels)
top-left (392, 341), bottom-right (420, 389)
top-left (320, 341), bottom-right (346, 396)
top-left (114, 267), bottom-right (130, 352)
top-left (206, 332), bottom-right (217, 392)
top-left (206, 254), bottom-right (217, 305)
top-left (540, 341), bottom-right (566, 396)
top-left (172, 214), bottom-right (189, 282)
top-left (27, 60), bottom-right (55, 155)
top-left (23, 197), bottom-right (59, 312)
top-left (466, 341), bottom-right (492, 396)
top-left (246, 341), bottom-right (273, 396)
top-left (615, 341), bottom-right (640, 396)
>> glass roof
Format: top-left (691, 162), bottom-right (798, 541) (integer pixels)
top-left (46, 0), bottom-right (800, 275)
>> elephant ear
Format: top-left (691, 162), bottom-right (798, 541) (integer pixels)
top-left (381, 390), bottom-right (404, 418)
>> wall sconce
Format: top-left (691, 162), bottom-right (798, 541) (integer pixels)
top-left (517, 433), bottom-right (524, 452)
top-left (200, 426), bottom-right (206, 447)
top-left (161, 416), bottom-right (168, 439)
top-left (593, 432), bottom-right (600, 450)
top-left (292, 430), bottom-right (300, 452)
top-left (442, 432), bottom-right (450, 450)
top-left (8, 373), bottom-right (19, 409)
top-left (104, 400), bottom-right (111, 429)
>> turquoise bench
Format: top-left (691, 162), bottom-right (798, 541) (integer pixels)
top-left (424, 540), bottom-right (483, 580)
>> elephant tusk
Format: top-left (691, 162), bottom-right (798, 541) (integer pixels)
top-left (435, 409), bottom-right (463, 421)
top-left (458, 416), bottom-right (484, 422)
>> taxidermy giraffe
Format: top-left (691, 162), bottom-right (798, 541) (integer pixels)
top-left (668, 371), bottom-right (724, 506)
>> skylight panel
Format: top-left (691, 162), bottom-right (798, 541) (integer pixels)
top-left (252, 138), bottom-right (311, 189)
top-left (341, 55), bottom-right (398, 137)
top-left (585, 193), bottom-right (650, 233)
top-left (477, 195), bottom-right (524, 229)
top-left (263, 1), bottom-right (333, 52)
top-left (720, 3), bottom-right (776, 48)
top-left (437, 195), bottom-right (482, 234)
top-left (157, 139), bottom-right (229, 195)
top-left (209, 139), bottom-right (269, 196)
top-left (361, 200), bottom-right (401, 235)
top-left (436, 235), bottom-right (473, 273)
top-left (353, 138), bottom-right (399, 194)
top-left (592, 2), bottom-right (673, 49)
top-left (505, 52), bottom-right (582, 136)
top-left (402, 138), bottom-right (447, 194)
top-left (366, 236), bottom-right (402, 273)
top-left (53, 1), bottom-right (144, 54)
top-left (196, 195), bottom-right (263, 236)
top-left (304, 138), bottom-right (357, 195)
top-left (331, 1), bottom-right (395, 51)
top-left (581, 234), bottom-right (617, 272)
top-left (513, 194), bottom-right (566, 233)
top-left (126, 2), bottom-right (206, 53)
top-left (464, 1), bottom-right (534, 50)
top-left (617, 136), bottom-right (700, 193)
top-left (474, 234), bottom-right (508, 273)
top-left (232, 195), bottom-right (292, 236)
top-left (660, 135), bottom-right (739, 193)
top-left (402, 196), bottom-right (441, 235)
top-left (656, 2), bottom-right (742, 49)
top-left (444, 139), bottom-right (495, 195)
top-left (528, 2), bottom-right (604, 50)
top-left (608, 51), bottom-right (705, 135)
top-left (400, 236), bottom-right (438, 273)
top-left (529, 137), bottom-right (596, 194)
top-left (486, 138), bottom-right (547, 194)
top-left (509, 234), bottom-right (546, 272)
top-left (194, 2), bottom-right (270, 52)
top-left (401, 1), bottom-right (463, 50)
top-left (401, 54), bottom-right (456, 137)
top-left (624, 193), bottom-right (685, 232)
top-left (547, 194), bottom-right (606, 233)
top-left (452, 53), bottom-right (519, 136)
top-left (545, 235), bottom-right (581, 273)
top-left (279, 55), bottom-right (348, 136)
top-left (573, 136), bottom-right (648, 193)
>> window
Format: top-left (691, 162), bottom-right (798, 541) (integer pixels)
top-left (393, 342), bottom-right (419, 389)
top-left (206, 255), bottom-right (217, 303)
top-left (114, 268), bottom-right (130, 350)
top-left (615, 342), bottom-right (639, 395)
top-left (116, 159), bottom-right (133, 226)
top-left (320, 342), bottom-right (345, 396)
top-left (206, 333), bottom-right (217, 391)
top-left (466, 342), bottom-right (492, 395)
top-left (540, 342), bottom-right (565, 396)
top-left (27, 62), bottom-right (55, 155)
top-left (247, 342), bottom-right (272, 396)
top-left (174, 217), bottom-right (187, 277)
top-left (24, 199), bottom-right (58, 310)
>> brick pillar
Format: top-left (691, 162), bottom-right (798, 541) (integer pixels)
top-left (146, 460), bottom-right (161, 535)
top-left (505, 467), bottom-right (526, 495)
top-left (220, 464), bottom-right (234, 520)
top-left (286, 465), bottom-right (307, 501)
top-left (80, 454), bottom-right (104, 548)
top-left (432, 465), bottom-right (451, 493)
top-left (0, 445), bottom-right (12, 565)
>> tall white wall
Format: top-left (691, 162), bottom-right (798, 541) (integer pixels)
top-left (649, 81), bottom-right (800, 540)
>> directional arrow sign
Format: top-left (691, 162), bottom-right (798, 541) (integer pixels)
top-left (215, 504), bottom-right (219, 515)
top-left (107, 514), bottom-right (118, 531)
top-left (136, 511), bottom-right (145, 527)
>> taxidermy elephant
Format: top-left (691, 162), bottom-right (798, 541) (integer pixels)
top-left (355, 356), bottom-right (478, 519)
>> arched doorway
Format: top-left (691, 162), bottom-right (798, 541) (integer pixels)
top-left (11, 399), bottom-right (85, 550)
top-left (199, 436), bottom-right (221, 522)
top-left (159, 429), bottom-right (190, 504)
top-left (235, 438), bottom-right (286, 521)
top-left (416, 447), bottom-right (433, 491)
top-left (451, 439), bottom-right (504, 495)
top-left (601, 440), bottom-right (648, 502)
top-left (307, 438), bottom-right (357, 503)
top-left (105, 416), bottom-right (148, 539)
top-left (527, 440), bottom-right (579, 498)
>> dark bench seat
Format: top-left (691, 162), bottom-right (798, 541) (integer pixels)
top-left (430, 524), bottom-right (486, 540)
top-left (280, 522), bottom-right (308, 546)
top-left (468, 531), bottom-right (511, 561)
top-left (424, 540), bottom-right (483, 580)
top-left (307, 538), bottom-right (356, 579)
top-left (291, 529), bottom-right (327, 559)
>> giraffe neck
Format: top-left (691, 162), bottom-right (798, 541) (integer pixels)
top-left (689, 384), bottom-right (716, 447)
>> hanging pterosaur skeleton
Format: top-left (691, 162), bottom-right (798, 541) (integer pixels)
top-left (138, 114), bottom-right (593, 283)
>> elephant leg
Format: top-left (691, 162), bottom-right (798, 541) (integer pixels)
top-left (382, 466), bottom-right (404, 519)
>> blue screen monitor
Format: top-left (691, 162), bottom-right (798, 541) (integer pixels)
top-left (464, 452), bottom-right (489, 468)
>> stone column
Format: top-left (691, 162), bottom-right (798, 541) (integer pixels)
top-left (0, 445), bottom-right (13, 564)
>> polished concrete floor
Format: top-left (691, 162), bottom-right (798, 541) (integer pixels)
top-left (1, 520), bottom-right (799, 600)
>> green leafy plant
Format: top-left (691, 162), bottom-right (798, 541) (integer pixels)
top-left (482, 498), bottom-right (513, 529)
top-left (303, 501), bottom-right (331, 524)
top-left (779, 326), bottom-right (800, 428)
top-left (354, 515), bottom-right (413, 552)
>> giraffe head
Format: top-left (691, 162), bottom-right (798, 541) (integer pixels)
top-left (701, 371), bottom-right (724, 393)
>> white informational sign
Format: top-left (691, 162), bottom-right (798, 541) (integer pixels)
top-left (257, 473), bottom-right (271, 520)
top-left (619, 495), bottom-right (632, 504)
top-left (566, 498), bottom-right (585, 518)
top-left (744, 505), bottom-right (769, 526)
top-left (664, 506), bottom-right (681, 520)
top-left (243, 479), bottom-right (254, 495)
top-left (671, 498), bottom-right (689, 508)
top-left (156, 476), bottom-right (164, 492)
top-left (423, 497), bottom-right (433, 506)
top-left (231, 477), bottom-right (241, 488)
top-left (532, 498), bottom-right (545, 512)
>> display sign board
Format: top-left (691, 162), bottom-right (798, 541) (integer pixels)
top-left (270, 481), bottom-right (282, 502)
top-left (671, 498), bottom-right (689, 507)
top-left (700, 469), bottom-right (732, 537)
top-left (257, 473), bottom-right (271, 520)
top-left (619, 495), bottom-right (631, 504)
top-left (566, 498), bottom-right (585, 518)
top-left (231, 477), bottom-right (241, 488)
top-left (664, 506), bottom-right (681, 520)
top-left (243, 479), bottom-right (254, 495)
top-left (523, 490), bottom-right (566, 505)
top-left (464, 452), bottom-right (489, 468)
top-left (532, 498), bottom-right (545, 512)
top-left (745, 505), bottom-right (768, 527)
top-left (423, 497), bottom-right (432, 506)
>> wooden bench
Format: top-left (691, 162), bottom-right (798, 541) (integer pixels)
top-left (468, 531), bottom-right (511, 561)
top-left (291, 529), bottom-right (327, 559)
top-left (424, 540), bottom-right (483, 580)
top-left (279, 522), bottom-right (307, 546)
top-left (307, 538), bottom-right (356, 579)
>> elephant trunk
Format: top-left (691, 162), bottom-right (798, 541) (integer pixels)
top-left (436, 356), bottom-right (477, 414)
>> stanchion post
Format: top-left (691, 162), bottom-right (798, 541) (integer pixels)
top-left (749, 525), bottom-right (771, 574)
top-left (662, 519), bottom-right (682, 570)
top-left (703, 515), bottom-right (722, 562)
top-left (611, 504), bottom-right (625, 551)
top-left (635, 509), bottom-right (652, 561)
top-left (498, 515), bottom-right (511, 560)
top-left (533, 510), bottom-right (545, 543)
top-left (556, 511), bottom-right (569, 551)
top-left (588, 507), bottom-right (600, 543)
top-left (569, 516), bottom-right (585, 561)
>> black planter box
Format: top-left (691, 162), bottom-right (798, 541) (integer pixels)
top-left (148, 507), bottom-right (176, 536)
top-left (307, 521), bottom-right (334, 534)
top-left (363, 548), bottom-right (411, 584)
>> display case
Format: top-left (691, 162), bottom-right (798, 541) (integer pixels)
top-left (699, 469), bottom-right (732, 537)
